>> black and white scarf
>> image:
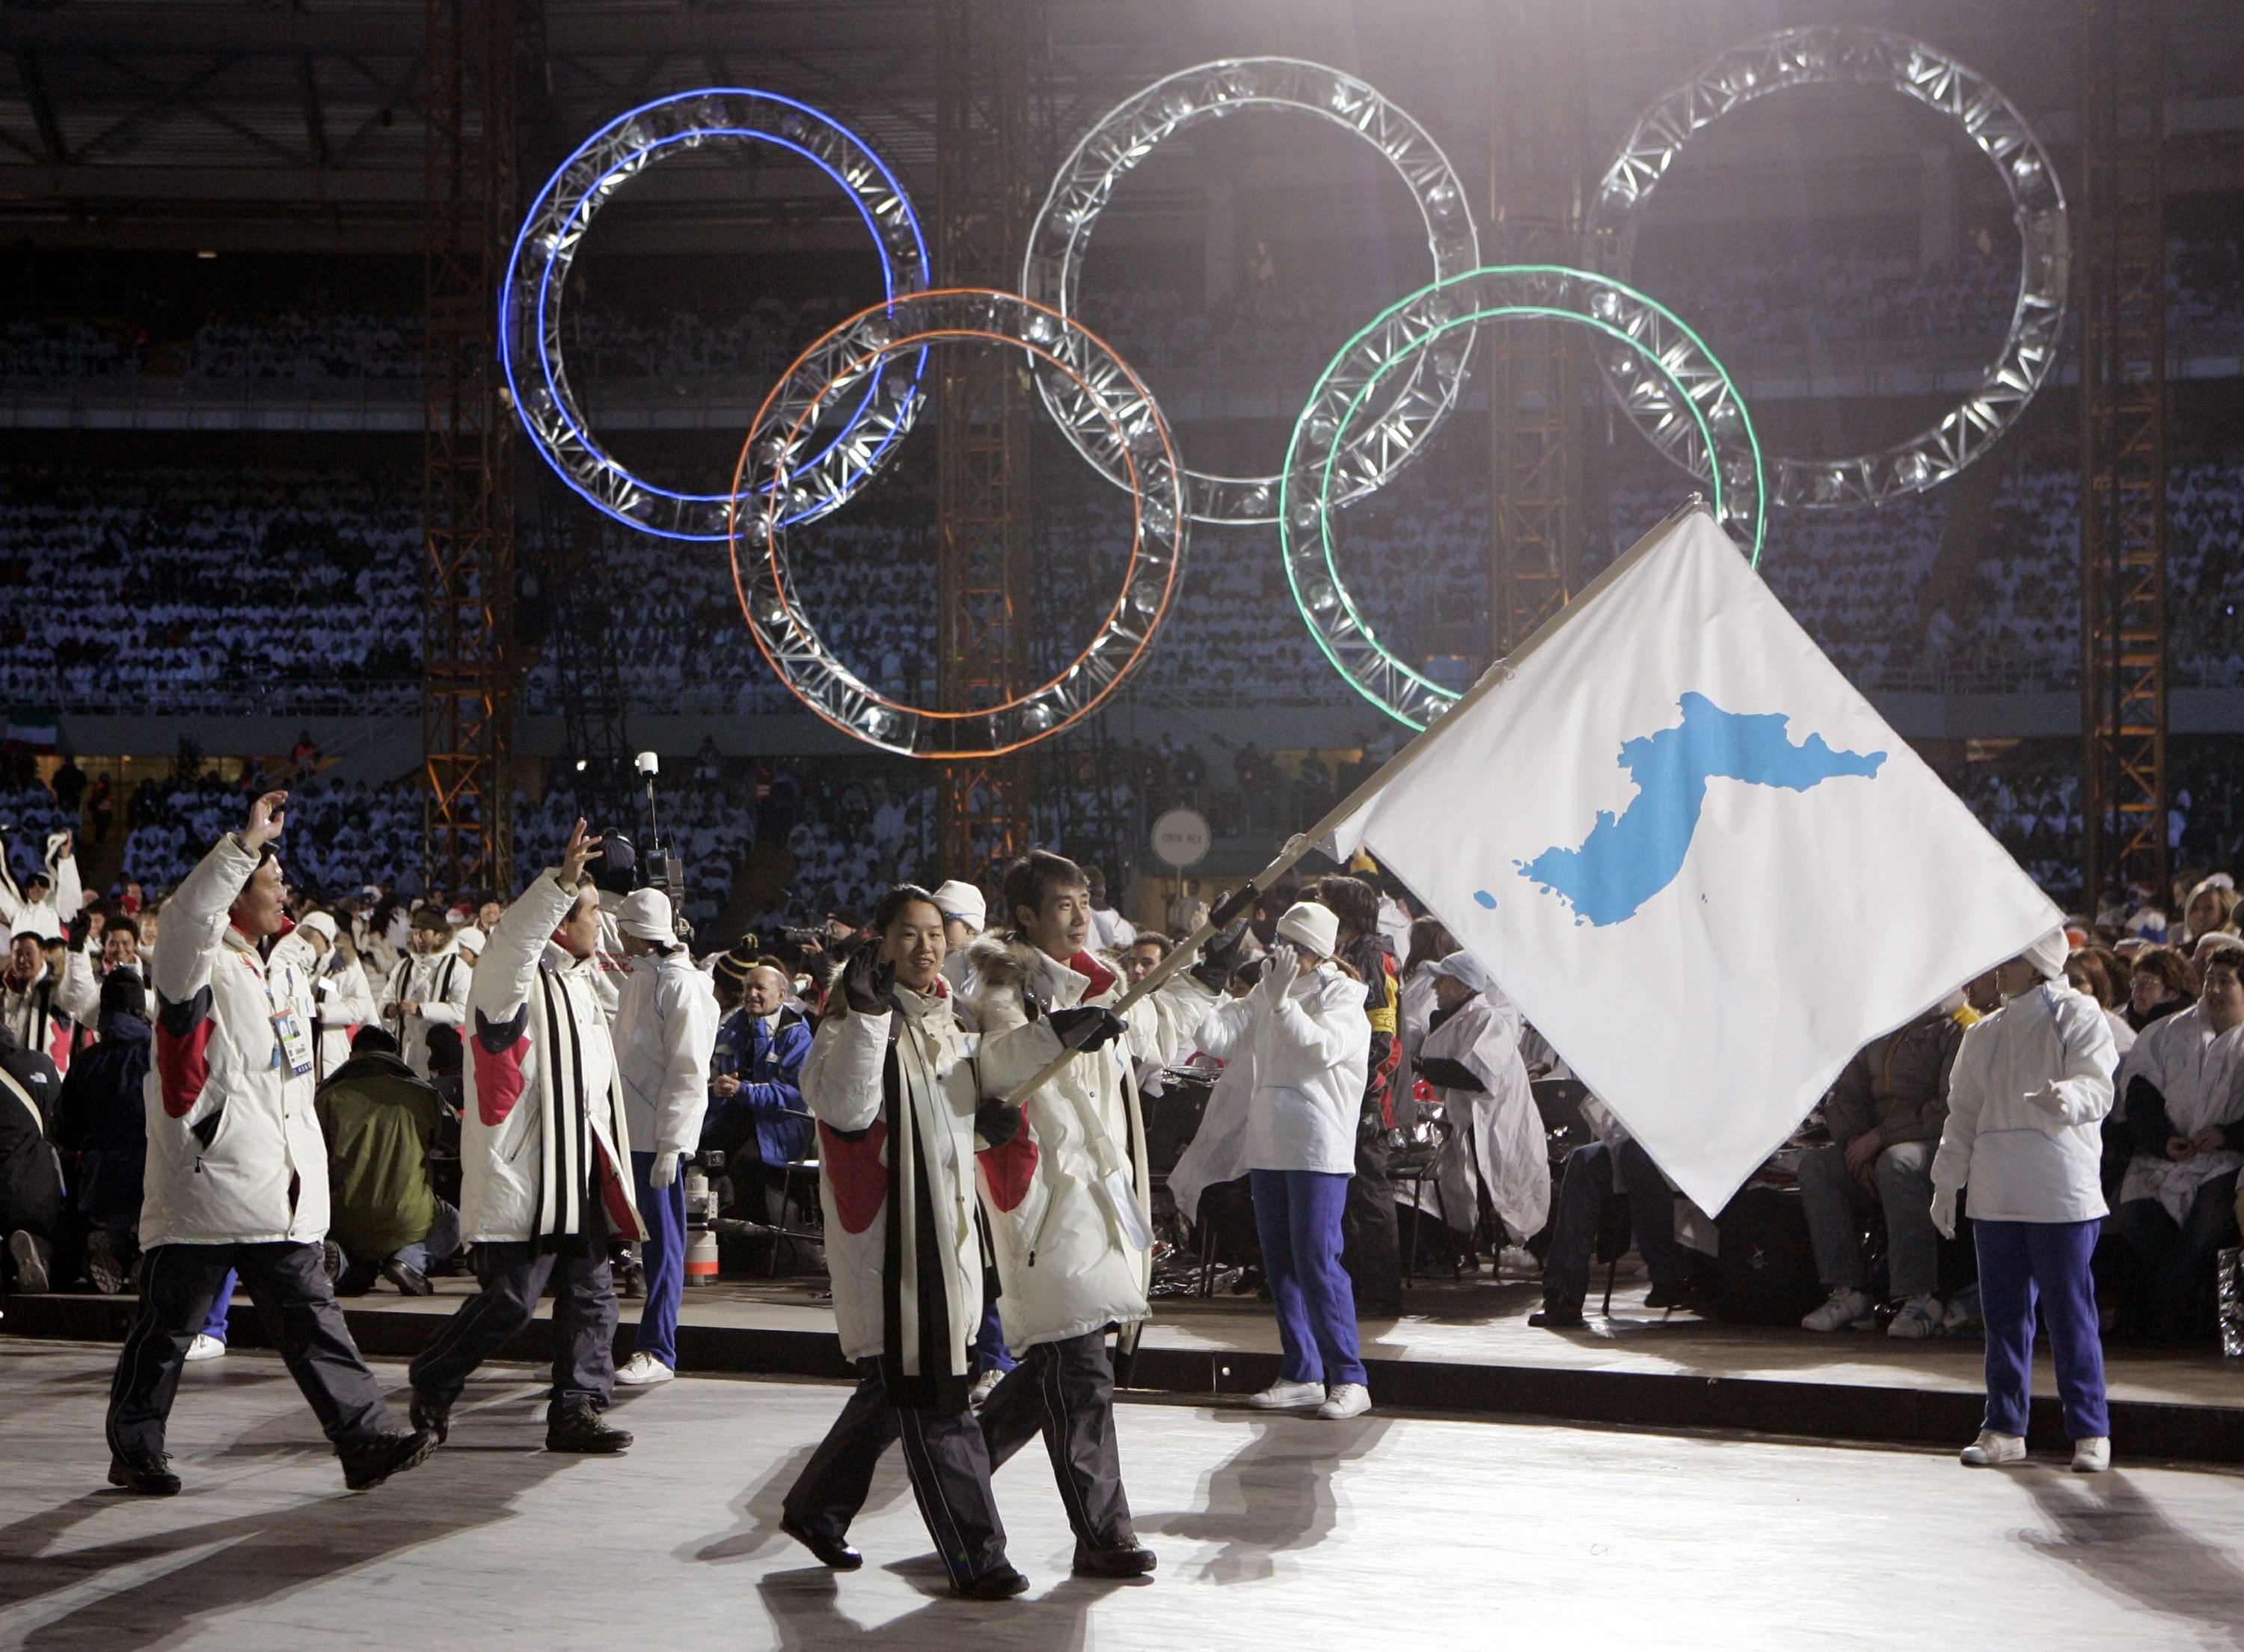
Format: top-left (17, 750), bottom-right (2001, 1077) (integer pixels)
top-left (527, 959), bottom-right (638, 1252)
top-left (877, 989), bottom-right (974, 1409)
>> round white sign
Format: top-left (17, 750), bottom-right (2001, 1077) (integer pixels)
top-left (1151, 808), bottom-right (1211, 869)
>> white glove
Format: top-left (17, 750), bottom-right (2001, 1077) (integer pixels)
top-left (1930, 1184), bottom-right (1958, 1241)
top-left (1259, 946), bottom-right (1300, 1004)
top-left (649, 1149), bottom-right (681, 1190)
top-left (2024, 1081), bottom-right (2070, 1120)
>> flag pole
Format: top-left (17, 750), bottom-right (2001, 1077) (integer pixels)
top-left (996, 495), bottom-right (1716, 1105)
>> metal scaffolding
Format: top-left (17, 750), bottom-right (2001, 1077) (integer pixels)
top-left (2078, 0), bottom-right (2168, 907)
top-left (1486, 0), bottom-right (1589, 660)
top-left (934, 0), bottom-right (1042, 879)
top-left (421, 0), bottom-right (517, 898)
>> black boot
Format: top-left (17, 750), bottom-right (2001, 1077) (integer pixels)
top-left (381, 1259), bottom-right (435, 1297)
top-left (409, 1390), bottom-right (451, 1446)
top-left (338, 1429), bottom-right (438, 1490)
top-left (954, 1565), bottom-right (1031, 1600)
top-left (546, 1407), bottom-right (632, 1454)
top-left (1527, 1295), bottom-right (1586, 1329)
top-left (1073, 1537), bottom-right (1158, 1578)
top-left (107, 1452), bottom-right (182, 1496)
top-left (780, 1515), bottom-right (863, 1570)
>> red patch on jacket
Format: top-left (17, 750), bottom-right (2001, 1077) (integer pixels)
top-left (977, 1131), bottom-right (1040, 1214)
top-left (154, 987), bottom-right (215, 1120)
top-left (595, 1144), bottom-right (641, 1238)
top-left (1068, 951), bottom-right (1118, 1001)
top-left (472, 1007), bottom-right (533, 1127)
top-left (819, 1120), bottom-right (889, 1234)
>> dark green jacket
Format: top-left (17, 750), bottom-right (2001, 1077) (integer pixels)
top-left (315, 1051), bottom-right (440, 1259)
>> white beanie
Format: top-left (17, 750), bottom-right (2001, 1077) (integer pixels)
top-left (1426, 949), bottom-right (1492, 995)
top-left (1274, 900), bottom-right (1340, 959)
top-left (2021, 927), bottom-right (2071, 980)
top-left (931, 879), bottom-right (986, 931)
top-left (299, 912), bottom-right (339, 946)
top-left (453, 925), bottom-right (485, 956)
top-left (616, 887), bottom-right (675, 944)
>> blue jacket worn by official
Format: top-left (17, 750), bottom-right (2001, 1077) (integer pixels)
top-left (705, 1004), bottom-right (813, 1169)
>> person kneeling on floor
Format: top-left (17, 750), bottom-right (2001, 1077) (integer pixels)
top-left (315, 1026), bottom-right (459, 1298)
top-left (103, 791), bottom-right (435, 1496)
top-left (406, 820), bottom-right (644, 1456)
top-left (1931, 929), bottom-right (2117, 1474)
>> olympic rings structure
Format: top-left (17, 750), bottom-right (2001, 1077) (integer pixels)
top-left (502, 89), bottom-right (931, 542)
top-left (512, 32), bottom-right (2052, 754)
top-left (1585, 27), bottom-right (2067, 512)
top-left (1281, 267), bottom-right (1765, 731)
top-left (729, 289), bottom-right (1189, 760)
top-left (1023, 58), bottom-right (1481, 526)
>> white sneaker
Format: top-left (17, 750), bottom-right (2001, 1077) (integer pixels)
top-left (1887, 1295), bottom-right (1943, 1339)
top-left (7, 1229), bottom-right (52, 1294)
top-left (1801, 1286), bottom-right (1874, 1332)
top-left (614, 1352), bottom-right (675, 1387)
top-left (969, 1368), bottom-right (1005, 1410)
top-left (184, 1334), bottom-right (227, 1363)
top-left (2071, 1436), bottom-right (2112, 1473)
top-left (1316, 1383), bottom-right (1372, 1421)
top-left (1245, 1378), bottom-right (1326, 1410)
top-left (1960, 1429), bottom-right (2026, 1467)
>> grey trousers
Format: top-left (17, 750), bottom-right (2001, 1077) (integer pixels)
top-left (1798, 1139), bottom-right (1940, 1300)
top-left (977, 1329), bottom-right (1133, 1549)
top-left (107, 1241), bottom-right (393, 1461)
top-left (408, 1241), bottom-right (618, 1416)
top-left (782, 1361), bottom-right (1011, 1589)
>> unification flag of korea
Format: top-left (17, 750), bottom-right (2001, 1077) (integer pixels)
top-left (1325, 505), bottom-right (2064, 1216)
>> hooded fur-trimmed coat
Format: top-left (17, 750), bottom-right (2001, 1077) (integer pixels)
top-left (966, 933), bottom-right (1215, 1351)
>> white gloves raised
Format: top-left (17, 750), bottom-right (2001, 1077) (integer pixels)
top-left (1259, 946), bottom-right (1300, 1004)
top-left (1930, 1184), bottom-right (1958, 1241)
top-left (649, 1149), bottom-right (681, 1190)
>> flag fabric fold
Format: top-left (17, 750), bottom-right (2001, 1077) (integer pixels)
top-left (1328, 507), bottom-right (2063, 1216)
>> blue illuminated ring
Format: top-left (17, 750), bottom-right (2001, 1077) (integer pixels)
top-left (501, 88), bottom-right (931, 542)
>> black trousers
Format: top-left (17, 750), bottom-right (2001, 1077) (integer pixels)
top-left (783, 1360), bottom-right (1010, 1588)
top-left (1342, 1131), bottom-right (1401, 1310)
top-left (106, 1240), bottom-right (393, 1461)
top-left (977, 1330), bottom-right (1133, 1549)
top-left (408, 1240), bottom-right (618, 1415)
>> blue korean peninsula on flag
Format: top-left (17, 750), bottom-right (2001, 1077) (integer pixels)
top-left (1327, 506), bottom-right (2064, 1216)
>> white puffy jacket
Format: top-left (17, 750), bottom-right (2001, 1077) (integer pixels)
top-left (967, 936), bottom-right (1216, 1350)
top-left (140, 834), bottom-right (329, 1248)
top-left (3, 949), bottom-right (97, 1072)
top-left (802, 984), bottom-right (984, 1369)
top-left (379, 945), bottom-right (470, 1078)
top-left (1193, 963), bottom-right (1370, 1176)
top-left (459, 870), bottom-right (639, 1246)
top-left (615, 947), bottom-right (719, 1157)
top-left (0, 833), bottom-right (83, 940)
top-left (1932, 980), bottom-right (2117, 1224)
top-left (270, 933), bottom-right (379, 1084)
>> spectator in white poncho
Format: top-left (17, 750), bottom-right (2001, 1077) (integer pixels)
top-left (1409, 951), bottom-right (1549, 1253)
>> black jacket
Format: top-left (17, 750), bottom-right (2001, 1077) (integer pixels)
top-left (54, 1008), bottom-right (152, 1223)
top-left (0, 1023), bottom-right (66, 1236)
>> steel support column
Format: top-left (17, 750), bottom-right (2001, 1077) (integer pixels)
top-left (422, 0), bottom-right (516, 897)
top-left (2078, 0), bottom-right (2167, 908)
top-left (934, 0), bottom-right (1040, 879)
top-left (1486, 0), bottom-right (1587, 660)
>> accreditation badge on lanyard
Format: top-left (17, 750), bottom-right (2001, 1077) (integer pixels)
top-left (268, 970), bottom-right (314, 1078)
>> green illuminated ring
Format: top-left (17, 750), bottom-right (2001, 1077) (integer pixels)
top-left (1280, 265), bottom-right (1765, 730)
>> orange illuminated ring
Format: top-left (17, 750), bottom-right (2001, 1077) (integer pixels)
top-left (728, 288), bottom-right (1189, 758)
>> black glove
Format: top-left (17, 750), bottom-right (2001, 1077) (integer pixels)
top-left (1188, 918), bottom-right (1253, 991)
top-left (841, 948), bottom-right (895, 1016)
top-left (1047, 1004), bottom-right (1127, 1052)
top-left (975, 1099), bottom-right (1023, 1149)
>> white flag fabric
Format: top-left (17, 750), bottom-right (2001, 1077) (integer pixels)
top-left (1327, 506), bottom-right (2064, 1216)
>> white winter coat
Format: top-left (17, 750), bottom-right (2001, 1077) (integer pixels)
top-left (379, 944), bottom-right (470, 1078)
top-left (1193, 963), bottom-right (1370, 1176)
top-left (615, 947), bottom-right (720, 1157)
top-left (802, 983), bottom-right (985, 1370)
top-left (2, 949), bottom-right (97, 1072)
top-left (0, 836), bottom-right (82, 940)
top-left (1932, 980), bottom-right (2118, 1224)
top-left (1414, 992), bottom-right (1551, 1245)
top-left (139, 834), bottom-right (330, 1247)
top-left (2112, 1002), bottom-right (2244, 1223)
top-left (968, 936), bottom-right (1216, 1350)
top-left (271, 933), bottom-right (378, 1084)
top-left (459, 870), bottom-right (640, 1246)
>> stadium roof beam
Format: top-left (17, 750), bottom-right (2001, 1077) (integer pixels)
top-left (15, 50), bottom-right (67, 163)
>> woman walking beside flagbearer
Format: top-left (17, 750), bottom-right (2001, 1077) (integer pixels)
top-left (1931, 928), bottom-right (2118, 1473)
top-left (1192, 900), bottom-right (1375, 1419)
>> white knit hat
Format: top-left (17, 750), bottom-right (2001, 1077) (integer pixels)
top-left (1274, 900), bottom-right (1340, 959)
top-left (616, 887), bottom-right (675, 944)
top-left (299, 912), bottom-right (339, 946)
top-left (931, 879), bottom-right (986, 930)
top-left (2020, 927), bottom-right (2071, 980)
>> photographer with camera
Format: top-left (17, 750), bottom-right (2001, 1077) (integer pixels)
top-left (612, 885), bottom-right (720, 1387)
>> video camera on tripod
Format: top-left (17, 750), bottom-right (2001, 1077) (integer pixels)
top-left (594, 750), bottom-right (692, 942)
